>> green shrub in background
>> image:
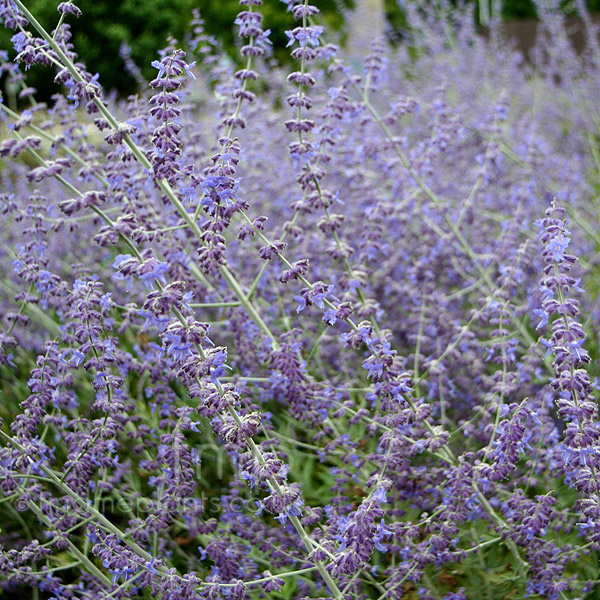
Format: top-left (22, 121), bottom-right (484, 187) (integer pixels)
top-left (499, 0), bottom-right (600, 20)
top-left (2, 0), bottom-right (191, 97)
top-left (2, 0), bottom-right (600, 99)
top-left (0, 0), bottom-right (349, 99)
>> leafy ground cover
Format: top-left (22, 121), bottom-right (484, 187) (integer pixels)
top-left (1, 0), bottom-right (600, 598)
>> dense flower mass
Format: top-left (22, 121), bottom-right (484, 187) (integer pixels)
top-left (1, 0), bottom-right (600, 598)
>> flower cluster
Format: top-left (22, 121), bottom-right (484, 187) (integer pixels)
top-left (535, 201), bottom-right (600, 546)
top-left (148, 48), bottom-right (195, 185)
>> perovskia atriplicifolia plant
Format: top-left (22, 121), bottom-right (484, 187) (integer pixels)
top-left (1, 0), bottom-right (600, 598)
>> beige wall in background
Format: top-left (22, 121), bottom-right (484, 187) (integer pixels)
top-left (347, 0), bottom-right (386, 58)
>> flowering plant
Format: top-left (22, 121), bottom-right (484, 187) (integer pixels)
top-left (1, 0), bottom-right (600, 598)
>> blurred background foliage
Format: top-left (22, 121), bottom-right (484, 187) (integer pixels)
top-left (0, 0), bottom-right (350, 99)
top-left (2, 0), bottom-right (600, 98)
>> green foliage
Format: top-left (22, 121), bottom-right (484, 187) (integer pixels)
top-left (1, 0), bottom-right (198, 97)
top-left (3, 0), bottom-right (600, 99)
top-left (498, 0), bottom-right (600, 20)
top-left (0, 0), bottom-right (350, 99)
top-left (501, 0), bottom-right (537, 20)
top-left (384, 0), bottom-right (409, 43)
